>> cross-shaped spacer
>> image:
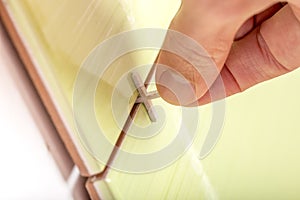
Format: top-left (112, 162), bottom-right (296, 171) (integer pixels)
top-left (131, 72), bottom-right (160, 122)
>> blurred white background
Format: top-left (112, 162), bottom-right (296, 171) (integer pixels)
top-left (0, 23), bottom-right (74, 199)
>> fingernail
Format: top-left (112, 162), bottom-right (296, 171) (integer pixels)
top-left (156, 68), bottom-right (197, 106)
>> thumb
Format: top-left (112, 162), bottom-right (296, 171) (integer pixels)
top-left (155, 0), bottom-right (276, 106)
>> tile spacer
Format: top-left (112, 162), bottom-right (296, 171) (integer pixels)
top-left (131, 72), bottom-right (160, 122)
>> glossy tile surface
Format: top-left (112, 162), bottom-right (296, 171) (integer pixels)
top-left (3, 0), bottom-right (180, 174)
top-left (3, 0), bottom-right (300, 199)
top-left (91, 68), bottom-right (300, 199)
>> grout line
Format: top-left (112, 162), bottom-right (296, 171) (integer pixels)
top-left (91, 59), bottom-right (158, 182)
top-left (92, 103), bottom-right (141, 181)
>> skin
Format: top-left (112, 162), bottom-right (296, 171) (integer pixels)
top-left (155, 0), bottom-right (300, 106)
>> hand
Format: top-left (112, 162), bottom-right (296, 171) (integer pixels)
top-left (155, 0), bottom-right (300, 106)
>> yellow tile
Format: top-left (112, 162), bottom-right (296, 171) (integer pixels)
top-left (98, 69), bottom-right (300, 199)
top-left (4, 0), bottom-right (181, 174)
top-left (5, 0), bottom-right (300, 198)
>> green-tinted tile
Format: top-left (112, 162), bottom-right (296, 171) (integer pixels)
top-left (97, 69), bottom-right (300, 199)
top-left (4, 0), bottom-right (180, 174)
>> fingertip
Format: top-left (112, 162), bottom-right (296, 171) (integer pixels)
top-left (156, 84), bottom-right (180, 106)
top-left (155, 64), bottom-right (200, 106)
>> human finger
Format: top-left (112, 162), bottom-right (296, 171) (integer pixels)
top-left (193, 4), bottom-right (300, 106)
top-left (155, 0), bottom-right (277, 105)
